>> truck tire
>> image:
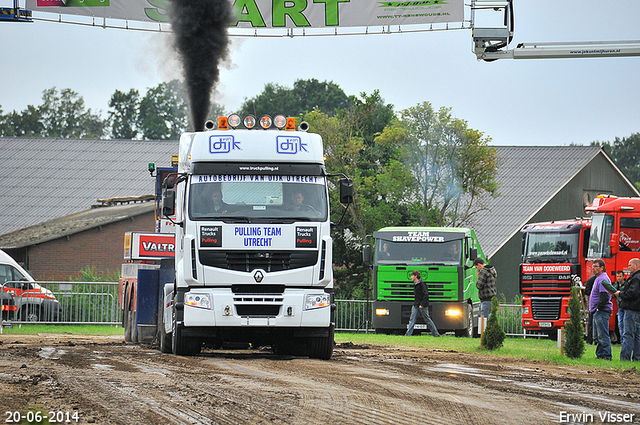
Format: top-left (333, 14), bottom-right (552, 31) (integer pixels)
top-left (308, 325), bottom-right (334, 360)
top-left (159, 323), bottom-right (172, 353)
top-left (123, 286), bottom-right (133, 343)
top-left (455, 307), bottom-right (475, 338)
top-left (171, 311), bottom-right (200, 356)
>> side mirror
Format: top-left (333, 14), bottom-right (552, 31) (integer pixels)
top-left (363, 244), bottom-right (372, 265)
top-left (609, 233), bottom-right (619, 255)
top-left (163, 175), bottom-right (176, 190)
top-left (339, 178), bottom-right (354, 204)
top-left (162, 188), bottom-right (176, 217)
top-left (470, 248), bottom-right (478, 261)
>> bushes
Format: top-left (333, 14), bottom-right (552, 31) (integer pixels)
top-left (481, 297), bottom-right (506, 350)
top-left (564, 287), bottom-right (585, 359)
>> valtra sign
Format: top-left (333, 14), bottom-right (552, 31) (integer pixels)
top-left (124, 232), bottom-right (175, 260)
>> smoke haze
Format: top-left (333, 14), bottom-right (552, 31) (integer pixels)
top-left (169, 0), bottom-right (232, 131)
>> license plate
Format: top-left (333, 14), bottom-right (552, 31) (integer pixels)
top-left (539, 322), bottom-right (552, 328)
top-left (413, 324), bottom-right (428, 329)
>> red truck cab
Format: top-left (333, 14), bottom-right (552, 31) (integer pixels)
top-left (520, 219), bottom-right (590, 337)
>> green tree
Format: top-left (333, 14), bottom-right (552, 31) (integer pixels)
top-left (398, 102), bottom-right (499, 226)
top-left (293, 79), bottom-right (350, 115)
top-left (305, 92), bottom-right (406, 299)
top-left (564, 287), bottom-right (585, 359)
top-left (481, 297), bottom-right (505, 350)
top-left (596, 133), bottom-right (640, 187)
top-left (40, 87), bottom-right (105, 138)
top-left (108, 89), bottom-right (140, 139)
top-left (0, 105), bottom-right (44, 137)
top-left (237, 79), bottom-right (349, 119)
top-left (138, 80), bottom-right (189, 140)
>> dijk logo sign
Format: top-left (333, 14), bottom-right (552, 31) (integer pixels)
top-left (277, 136), bottom-right (308, 154)
top-left (210, 135), bottom-right (241, 154)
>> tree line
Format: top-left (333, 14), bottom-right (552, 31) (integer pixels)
top-left (1, 79), bottom-right (637, 299)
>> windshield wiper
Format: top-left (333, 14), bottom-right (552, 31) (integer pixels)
top-left (221, 217), bottom-right (251, 223)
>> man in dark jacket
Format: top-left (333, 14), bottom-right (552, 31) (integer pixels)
top-left (616, 258), bottom-right (640, 361)
top-left (474, 258), bottom-right (497, 320)
top-left (405, 270), bottom-right (440, 337)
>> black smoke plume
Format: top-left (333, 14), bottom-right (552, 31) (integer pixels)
top-left (169, 0), bottom-right (232, 131)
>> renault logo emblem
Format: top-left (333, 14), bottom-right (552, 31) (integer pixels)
top-left (253, 270), bottom-right (264, 283)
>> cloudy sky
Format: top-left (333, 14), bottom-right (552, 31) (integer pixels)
top-left (0, 1), bottom-right (638, 145)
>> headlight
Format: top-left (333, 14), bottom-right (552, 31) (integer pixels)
top-left (445, 308), bottom-right (461, 317)
top-left (375, 308), bottom-right (390, 316)
top-left (523, 307), bottom-right (530, 315)
top-left (185, 293), bottom-right (212, 309)
top-left (305, 294), bottom-right (330, 310)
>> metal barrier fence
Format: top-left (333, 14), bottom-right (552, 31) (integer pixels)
top-left (1, 281), bottom-right (121, 325)
top-left (1, 282), bottom-right (528, 337)
top-left (335, 300), bottom-right (526, 337)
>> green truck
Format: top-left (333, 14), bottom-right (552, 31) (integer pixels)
top-left (364, 227), bottom-right (485, 337)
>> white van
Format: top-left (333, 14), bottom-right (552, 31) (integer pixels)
top-left (0, 250), bottom-right (61, 322)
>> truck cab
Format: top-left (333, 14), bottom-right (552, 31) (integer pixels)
top-left (162, 115), bottom-right (352, 359)
top-left (520, 219), bottom-right (590, 336)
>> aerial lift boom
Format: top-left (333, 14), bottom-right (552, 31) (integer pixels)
top-left (471, 0), bottom-right (640, 61)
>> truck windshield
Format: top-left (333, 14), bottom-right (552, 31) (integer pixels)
top-left (189, 175), bottom-right (328, 222)
top-left (587, 213), bottom-right (614, 258)
top-left (523, 232), bottom-right (580, 262)
top-left (374, 239), bottom-right (462, 266)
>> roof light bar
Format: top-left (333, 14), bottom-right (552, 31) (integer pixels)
top-left (228, 114), bottom-right (241, 129)
top-left (244, 115), bottom-right (256, 129)
top-left (260, 115), bottom-right (273, 129)
top-left (274, 115), bottom-right (287, 129)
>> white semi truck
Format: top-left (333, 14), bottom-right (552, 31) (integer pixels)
top-left (159, 114), bottom-right (352, 359)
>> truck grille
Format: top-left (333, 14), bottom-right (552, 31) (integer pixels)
top-left (235, 305), bottom-right (281, 317)
top-left (531, 297), bottom-right (562, 320)
top-left (199, 250), bottom-right (318, 272)
top-left (380, 282), bottom-right (449, 300)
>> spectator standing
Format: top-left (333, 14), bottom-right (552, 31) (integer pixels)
top-left (589, 260), bottom-right (613, 360)
top-left (474, 258), bottom-right (497, 320)
top-left (615, 270), bottom-right (628, 345)
top-left (616, 258), bottom-right (640, 361)
top-left (405, 270), bottom-right (440, 337)
top-left (583, 274), bottom-right (596, 344)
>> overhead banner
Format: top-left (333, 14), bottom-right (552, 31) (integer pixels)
top-left (25, 0), bottom-right (464, 28)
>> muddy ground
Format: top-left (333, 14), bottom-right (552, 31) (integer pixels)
top-left (0, 334), bottom-right (638, 425)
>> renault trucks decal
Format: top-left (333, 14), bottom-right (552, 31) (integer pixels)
top-left (201, 226), bottom-right (222, 247)
top-left (296, 226), bottom-right (317, 248)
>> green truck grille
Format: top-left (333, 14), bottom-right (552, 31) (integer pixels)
top-left (375, 266), bottom-right (464, 302)
top-left (379, 282), bottom-right (452, 301)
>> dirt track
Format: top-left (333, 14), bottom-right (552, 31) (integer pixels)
top-left (0, 334), bottom-right (638, 425)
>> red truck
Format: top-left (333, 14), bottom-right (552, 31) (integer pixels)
top-left (584, 194), bottom-right (640, 341)
top-left (520, 219), bottom-right (591, 337)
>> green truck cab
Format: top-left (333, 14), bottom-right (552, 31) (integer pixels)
top-left (365, 227), bottom-right (485, 337)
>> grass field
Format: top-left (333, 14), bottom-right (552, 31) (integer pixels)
top-left (1, 324), bottom-right (124, 336)
top-left (335, 333), bottom-right (638, 372)
top-left (2, 325), bottom-right (636, 373)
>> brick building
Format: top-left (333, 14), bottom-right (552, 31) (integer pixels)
top-left (0, 201), bottom-right (156, 280)
top-left (0, 137), bottom-right (176, 280)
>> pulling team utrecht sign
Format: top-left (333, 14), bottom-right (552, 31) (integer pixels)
top-left (27, 0), bottom-right (464, 27)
